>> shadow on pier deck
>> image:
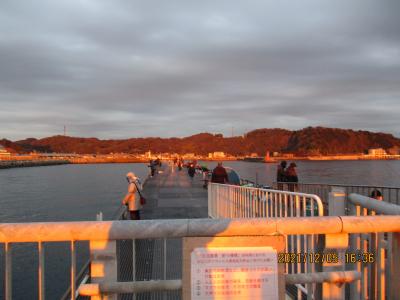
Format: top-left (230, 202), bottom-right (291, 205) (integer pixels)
top-left (118, 165), bottom-right (207, 299)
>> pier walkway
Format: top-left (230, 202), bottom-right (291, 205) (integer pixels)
top-left (118, 164), bottom-right (208, 300)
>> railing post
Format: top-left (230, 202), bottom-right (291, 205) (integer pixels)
top-left (349, 205), bottom-right (361, 300)
top-left (207, 183), bottom-right (212, 217)
top-left (391, 233), bottom-right (400, 300)
top-left (323, 187), bottom-right (347, 299)
top-left (328, 187), bottom-right (346, 216)
top-left (38, 242), bottom-right (46, 300)
top-left (90, 214), bottom-right (117, 300)
top-left (5, 243), bottom-right (12, 300)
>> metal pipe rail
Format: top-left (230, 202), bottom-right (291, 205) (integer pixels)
top-left (285, 271), bottom-right (361, 285)
top-left (61, 174), bottom-right (153, 300)
top-left (348, 193), bottom-right (400, 215)
top-left (1, 216), bottom-right (400, 243)
top-left (346, 193), bottom-right (400, 300)
top-left (285, 182), bottom-right (400, 190)
top-left (208, 183), bottom-right (324, 219)
top-left (2, 216), bottom-right (400, 300)
top-left (208, 183), bottom-right (325, 299)
top-left (79, 280), bottom-right (183, 295)
top-left (274, 181), bottom-right (400, 205)
top-left (78, 271), bottom-right (361, 296)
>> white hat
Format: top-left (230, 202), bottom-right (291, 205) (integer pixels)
top-left (126, 172), bottom-right (137, 180)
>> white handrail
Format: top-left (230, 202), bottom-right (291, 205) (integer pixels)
top-left (208, 183), bottom-right (324, 219)
top-left (2, 216), bottom-right (400, 243)
top-left (348, 193), bottom-right (400, 215)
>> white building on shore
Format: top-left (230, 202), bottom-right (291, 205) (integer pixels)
top-left (0, 145), bottom-right (11, 159)
top-left (368, 148), bottom-right (387, 157)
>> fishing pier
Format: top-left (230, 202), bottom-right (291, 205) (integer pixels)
top-left (1, 163), bottom-right (400, 299)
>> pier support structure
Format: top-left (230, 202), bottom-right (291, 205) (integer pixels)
top-left (90, 213), bottom-right (117, 300)
top-left (323, 187), bottom-right (347, 299)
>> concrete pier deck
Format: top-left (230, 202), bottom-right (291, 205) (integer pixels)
top-left (118, 163), bottom-right (208, 300)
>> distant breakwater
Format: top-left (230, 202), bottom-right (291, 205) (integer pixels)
top-left (0, 160), bottom-right (70, 169)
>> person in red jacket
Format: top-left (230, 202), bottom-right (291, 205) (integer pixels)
top-left (211, 162), bottom-right (228, 184)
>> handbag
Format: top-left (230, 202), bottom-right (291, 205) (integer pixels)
top-left (132, 181), bottom-right (146, 205)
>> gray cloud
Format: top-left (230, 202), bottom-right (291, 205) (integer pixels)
top-left (1, 0), bottom-right (400, 140)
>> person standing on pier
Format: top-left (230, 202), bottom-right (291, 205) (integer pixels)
top-left (188, 162), bottom-right (196, 180)
top-left (211, 162), bottom-right (228, 184)
top-left (178, 158), bottom-right (183, 171)
top-left (276, 161), bottom-right (287, 190)
top-left (149, 160), bottom-right (156, 177)
top-left (285, 162), bottom-right (298, 192)
top-left (122, 172), bottom-right (142, 220)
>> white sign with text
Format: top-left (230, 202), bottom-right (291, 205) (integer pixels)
top-left (191, 247), bottom-right (278, 300)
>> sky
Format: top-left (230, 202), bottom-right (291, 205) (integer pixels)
top-left (0, 0), bottom-right (400, 140)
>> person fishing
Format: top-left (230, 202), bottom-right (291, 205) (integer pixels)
top-left (201, 165), bottom-right (210, 188)
top-left (122, 172), bottom-right (143, 220)
top-left (178, 158), bottom-right (183, 171)
top-left (188, 162), bottom-right (196, 181)
top-left (276, 161), bottom-right (287, 190)
top-left (149, 160), bottom-right (156, 177)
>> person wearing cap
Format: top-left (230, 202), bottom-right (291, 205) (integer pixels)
top-left (370, 189), bottom-right (383, 201)
top-left (122, 172), bottom-right (142, 220)
top-left (285, 162), bottom-right (298, 192)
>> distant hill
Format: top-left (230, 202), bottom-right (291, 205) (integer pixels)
top-left (2, 127), bottom-right (400, 155)
top-left (0, 139), bottom-right (23, 153)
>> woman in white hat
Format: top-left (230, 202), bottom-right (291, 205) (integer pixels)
top-left (122, 172), bottom-right (142, 220)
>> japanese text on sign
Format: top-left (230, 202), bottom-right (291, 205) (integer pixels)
top-left (191, 247), bottom-right (278, 300)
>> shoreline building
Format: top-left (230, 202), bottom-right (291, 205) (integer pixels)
top-left (368, 148), bottom-right (387, 158)
top-left (0, 145), bottom-right (11, 159)
top-left (208, 152), bottom-right (226, 159)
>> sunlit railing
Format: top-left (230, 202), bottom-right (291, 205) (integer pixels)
top-left (208, 183), bottom-right (324, 298)
top-left (209, 183), bottom-right (324, 219)
top-left (346, 193), bottom-right (400, 299)
top-left (1, 216), bottom-right (400, 299)
top-left (273, 182), bottom-right (400, 206)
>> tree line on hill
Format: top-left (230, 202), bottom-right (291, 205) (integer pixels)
top-left (1, 127), bottom-right (400, 156)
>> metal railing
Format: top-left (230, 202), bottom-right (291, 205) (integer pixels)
top-left (209, 183), bottom-right (324, 219)
top-left (208, 183), bottom-right (324, 299)
top-left (346, 193), bottom-right (400, 300)
top-left (273, 182), bottom-right (400, 206)
top-left (1, 216), bottom-right (400, 299)
top-left (272, 183), bottom-right (400, 299)
top-left (61, 175), bottom-right (152, 300)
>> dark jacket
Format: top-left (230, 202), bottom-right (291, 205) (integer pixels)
top-left (211, 166), bottom-right (228, 184)
top-left (188, 165), bottom-right (196, 177)
top-left (276, 165), bottom-right (286, 182)
top-left (285, 166), bottom-right (298, 183)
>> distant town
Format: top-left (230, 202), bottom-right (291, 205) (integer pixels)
top-left (1, 144), bottom-right (400, 167)
top-left (2, 127), bottom-right (400, 167)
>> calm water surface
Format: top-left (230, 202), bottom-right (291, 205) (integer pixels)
top-left (0, 163), bottom-right (149, 300)
top-left (0, 160), bottom-right (399, 299)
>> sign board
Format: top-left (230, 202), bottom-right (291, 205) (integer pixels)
top-left (182, 236), bottom-right (285, 300)
top-left (191, 247), bottom-right (278, 299)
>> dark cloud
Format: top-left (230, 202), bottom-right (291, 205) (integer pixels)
top-left (0, 0), bottom-right (399, 140)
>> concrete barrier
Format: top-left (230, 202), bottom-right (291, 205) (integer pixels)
top-left (0, 160), bottom-right (70, 169)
